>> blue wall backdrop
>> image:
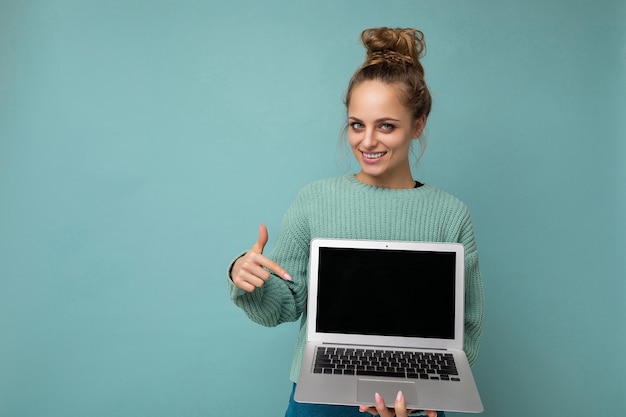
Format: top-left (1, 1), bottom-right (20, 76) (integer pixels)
top-left (1, 1), bottom-right (624, 416)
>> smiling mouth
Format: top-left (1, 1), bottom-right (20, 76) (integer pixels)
top-left (362, 151), bottom-right (387, 159)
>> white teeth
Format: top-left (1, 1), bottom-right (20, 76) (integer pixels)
top-left (363, 152), bottom-right (385, 159)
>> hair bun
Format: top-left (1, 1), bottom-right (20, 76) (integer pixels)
top-left (361, 27), bottom-right (426, 72)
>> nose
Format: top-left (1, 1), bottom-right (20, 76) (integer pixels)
top-left (362, 128), bottom-right (378, 149)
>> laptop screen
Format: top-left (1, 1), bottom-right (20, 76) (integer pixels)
top-left (315, 247), bottom-right (456, 340)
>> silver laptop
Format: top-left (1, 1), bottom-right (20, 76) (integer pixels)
top-left (295, 238), bottom-right (483, 413)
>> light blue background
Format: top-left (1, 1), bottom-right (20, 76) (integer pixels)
top-left (1, 1), bottom-right (624, 416)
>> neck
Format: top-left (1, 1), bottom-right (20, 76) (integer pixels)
top-left (354, 172), bottom-right (417, 189)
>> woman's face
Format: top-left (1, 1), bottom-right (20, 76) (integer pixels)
top-left (347, 80), bottom-right (424, 189)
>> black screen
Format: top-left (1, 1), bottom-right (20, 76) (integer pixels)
top-left (316, 247), bottom-right (456, 339)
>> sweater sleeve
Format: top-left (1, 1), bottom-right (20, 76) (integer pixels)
top-left (227, 191), bottom-right (311, 327)
top-left (457, 212), bottom-right (484, 367)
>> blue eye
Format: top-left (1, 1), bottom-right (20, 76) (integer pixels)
top-left (380, 123), bottom-right (395, 131)
top-left (350, 122), bottom-right (365, 130)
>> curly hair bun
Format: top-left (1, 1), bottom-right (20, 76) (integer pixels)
top-left (361, 27), bottom-right (426, 74)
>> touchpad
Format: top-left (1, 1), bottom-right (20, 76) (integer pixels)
top-left (357, 378), bottom-right (418, 405)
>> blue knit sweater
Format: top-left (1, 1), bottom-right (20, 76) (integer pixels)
top-left (228, 174), bottom-right (484, 382)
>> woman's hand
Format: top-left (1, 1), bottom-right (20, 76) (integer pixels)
top-left (230, 224), bottom-right (291, 292)
top-left (359, 391), bottom-right (437, 417)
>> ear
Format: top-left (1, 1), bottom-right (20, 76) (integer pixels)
top-left (412, 115), bottom-right (427, 139)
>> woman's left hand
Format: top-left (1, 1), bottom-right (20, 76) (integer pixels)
top-left (359, 391), bottom-right (436, 417)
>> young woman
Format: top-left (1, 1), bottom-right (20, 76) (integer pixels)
top-left (228, 27), bottom-right (484, 417)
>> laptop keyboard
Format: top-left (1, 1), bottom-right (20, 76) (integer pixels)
top-left (313, 346), bottom-right (460, 381)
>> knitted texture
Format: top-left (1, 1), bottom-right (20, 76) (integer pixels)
top-left (228, 174), bottom-right (484, 383)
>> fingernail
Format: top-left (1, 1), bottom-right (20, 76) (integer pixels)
top-left (396, 390), bottom-right (403, 402)
top-left (375, 392), bottom-right (382, 404)
top-left (283, 273), bottom-right (292, 281)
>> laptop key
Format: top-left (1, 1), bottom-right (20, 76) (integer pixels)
top-left (439, 366), bottom-right (459, 376)
top-left (357, 370), bottom-right (405, 378)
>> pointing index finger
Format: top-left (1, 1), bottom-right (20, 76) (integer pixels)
top-left (257, 253), bottom-right (292, 281)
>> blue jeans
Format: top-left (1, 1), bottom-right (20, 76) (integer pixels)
top-left (285, 384), bottom-right (445, 417)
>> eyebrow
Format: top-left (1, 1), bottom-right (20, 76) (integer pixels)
top-left (348, 116), bottom-right (401, 123)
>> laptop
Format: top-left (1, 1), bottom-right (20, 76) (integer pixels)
top-left (294, 238), bottom-right (483, 413)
